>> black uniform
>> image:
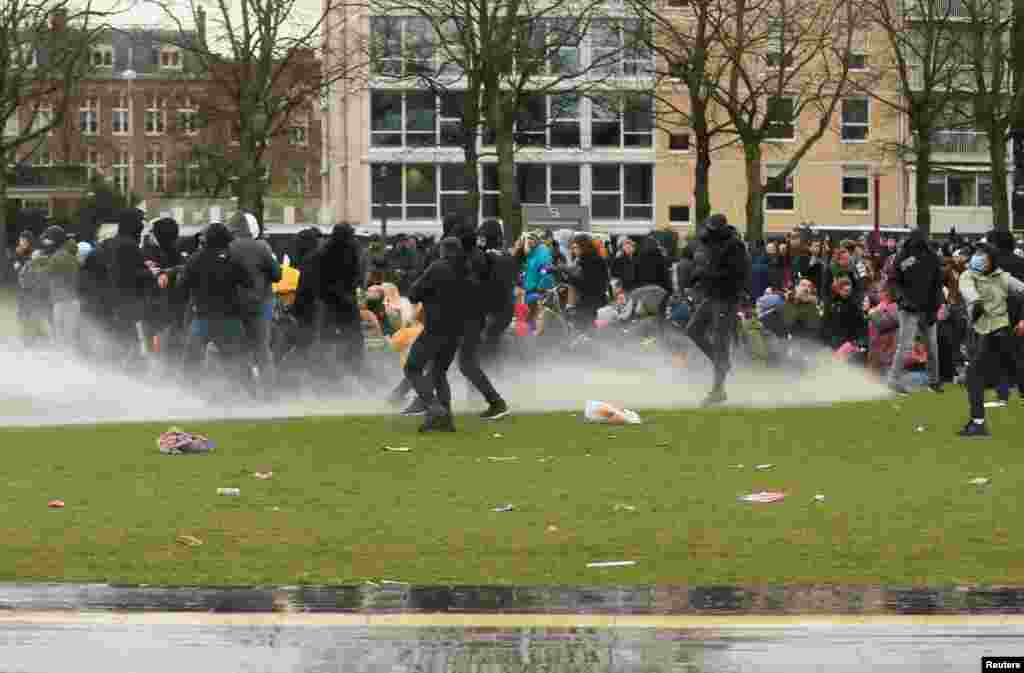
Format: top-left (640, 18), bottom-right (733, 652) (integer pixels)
top-left (687, 214), bottom-right (750, 404)
top-left (404, 237), bottom-right (469, 430)
top-left (98, 209), bottom-right (155, 366)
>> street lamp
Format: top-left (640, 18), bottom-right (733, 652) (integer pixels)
top-left (871, 166), bottom-right (884, 253)
top-left (375, 164), bottom-right (391, 238)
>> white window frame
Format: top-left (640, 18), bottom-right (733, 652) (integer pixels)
top-left (178, 98), bottom-right (198, 136)
top-left (186, 161), bottom-right (202, 194)
top-left (591, 163), bottom-right (654, 221)
top-left (591, 93), bottom-right (654, 149)
top-left (21, 198), bottom-right (51, 215)
top-left (288, 164), bottom-right (308, 194)
top-left (144, 95), bottom-right (166, 135)
top-left (841, 165), bottom-right (870, 213)
top-left (549, 93), bottom-right (581, 148)
top-left (288, 111), bottom-right (309, 146)
top-left (439, 164), bottom-right (469, 218)
top-left (549, 164), bottom-right (582, 206)
top-left (514, 94), bottom-right (547, 147)
top-left (930, 172), bottom-right (988, 208)
top-left (144, 146), bottom-right (166, 193)
top-left (113, 151), bottom-right (132, 193)
top-left (764, 163), bottom-right (796, 212)
top-left (112, 94), bottom-right (131, 135)
top-left (79, 96), bottom-right (99, 135)
top-left (84, 149), bottom-right (100, 181)
top-left (841, 97), bottom-right (870, 142)
top-left (766, 19), bottom-right (794, 69)
top-left (159, 47), bottom-right (182, 70)
top-left (765, 96), bottom-right (796, 142)
top-left (91, 45), bottom-right (114, 68)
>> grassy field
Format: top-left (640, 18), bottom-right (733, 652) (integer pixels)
top-left (0, 391), bottom-right (1020, 587)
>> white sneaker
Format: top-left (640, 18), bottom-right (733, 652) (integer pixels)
top-left (984, 400), bottom-right (1008, 409)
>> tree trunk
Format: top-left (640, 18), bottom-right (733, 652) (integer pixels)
top-left (495, 127), bottom-right (521, 244)
top-left (235, 165), bottom-right (266, 229)
top-left (0, 167), bottom-right (8, 283)
top-left (742, 143), bottom-right (764, 243)
top-left (692, 99), bottom-right (713, 225)
top-left (989, 129), bottom-right (1010, 231)
top-left (913, 140), bottom-right (933, 235)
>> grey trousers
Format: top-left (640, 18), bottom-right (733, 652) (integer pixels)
top-left (51, 300), bottom-right (81, 349)
top-left (887, 309), bottom-right (939, 386)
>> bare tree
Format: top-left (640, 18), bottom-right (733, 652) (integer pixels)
top-left (959, 0), bottom-right (1020, 231)
top-left (856, 0), bottom-right (975, 234)
top-left (370, 0), bottom-right (642, 242)
top-left (148, 0), bottom-right (366, 226)
top-left (634, 0), bottom-right (737, 225)
top-left (709, 0), bottom-right (856, 242)
top-left (0, 0), bottom-right (105, 270)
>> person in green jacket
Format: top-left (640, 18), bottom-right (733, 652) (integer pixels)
top-left (957, 242), bottom-right (1024, 437)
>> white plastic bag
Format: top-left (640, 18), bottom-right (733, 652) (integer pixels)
top-left (584, 400), bottom-right (642, 425)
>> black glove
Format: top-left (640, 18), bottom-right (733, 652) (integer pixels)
top-left (971, 302), bottom-right (985, 323)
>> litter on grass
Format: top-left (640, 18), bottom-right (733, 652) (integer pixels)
top-left (613, 504), bottom-right (637, 512)
top-left (176, 535), bottom-right (203, 547)
top-left (814, 494), bottom-right (826, 502)
top-left (916, 426), bottom-right (926, 433)
top-left (738, 491), bottom-right (787, 503)
top-left (584, 400), bottom-right (642, 425)
top-left (587, 561), bottom-right (637, 568)
top-left (968, 477), bottom-right (991, 486)
top-left (158, 428), bottom-right (215, 455)
top-left (754, 464), bottom-right (775, 471)
top-left (492, 433), bottom-right (504, 439)
top-left (492, 504), bottom-right (516, 512)
top-left (384, 446), bottom-right (412, 452)
top-left (488, 456), bottom-right (518, 462)
top-left (47, 499), bottom-right (64, 509)
top-left (253, 472), bottom-right (273, 480)
top-left (731, 464), bottom-right (745, 469)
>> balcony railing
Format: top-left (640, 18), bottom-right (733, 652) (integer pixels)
top-left (907, 63), bottom-right (1009, 91)
top-left (905, 0), bottom-right (968, 19)
top-left (6, 164), bottom-right (90, 189)
top-left (929, 130), bottom-right (989, 153)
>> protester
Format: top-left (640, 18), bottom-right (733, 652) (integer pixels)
top-left (687, 213), bottom-right (750, 407)
top-left (565, 233), bottom-right (611, 332)
top-left (404, 237), bottom-right (468, 433)
top-left (99, 208), bottom-right (154, 367)
top-left (954, 243), bottom-right (1024, 436)
top-left (34, 226), bottom-right (81, 350)
top-left (226, 211), bottom-right (282, 389)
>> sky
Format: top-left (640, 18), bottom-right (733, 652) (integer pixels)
top-left (86, 0), bottom-right (325, 34)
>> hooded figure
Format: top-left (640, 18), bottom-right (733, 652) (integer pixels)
top-left (142, 217), bottom-right (188, 350)
top-left (97, 208), bottom-right (154, 361)
top-left (226, 211), bottom-right (281, 387)
top-left (476, 219), bottom-right (519, 351)
top-left (886, 228), bottom-right (944, 394)
top-left (300, 223), bottom-right (366, 383)
top-left (956, 242), bottom-right (1024, 436)
top-left (686, 213), bottom-right (750, 407)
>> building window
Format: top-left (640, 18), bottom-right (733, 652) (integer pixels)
top-left (550, 164), bottom-right (581, 205)
top-left (841, 98), bottom-right (869, 141)
top-left (591, 18), bottom-right (653, 76)
top-left (288, 111), bottom-right (308, 146)
top-left (516, 164), bottom-right (547, 204)
top-left (841, 165), bottom-right (870, 212)
top-left (144, 146), bottom-right (166, 192)
top-left (766, 19), bottom-right (794, 68)
top-left (83, 149), bottom-right (100, 181)
top-left (370, 91), bottom-right (402, 146)
top-left (439, 92), bottom-right (464, 147)
top-left (369, 17), bottom-right (434, 76)
top-left (766, 96), bottom-right (795, 140)
top-left (79, 96), bottom-right (99, 135)
top-left (514, 164), bottom-right (582, 207)
top-left (30, 104), bottom-right (53, 135)
top-left (669, 133), bottom-right (690, 151)
top-left (440, 164), bottom-right (471, 217)
top-left (370, 164), bottom-right (437, 219)
top-left (669, 205), bottom-right (690, 223)
top-left (846, 31), bottom-right (868, 71)
top-left (592, 164), bottom-right (653, 220)
top-left (158, 47), bottom-right (182, 69)
top-left (406, 92), bottom-right (436, 146)
top-left (592, 93), bottom-right (653, 148)
top-left (515, 95), bottom-right (547, 147)
top-left (527, 19), bottom-right (581, 75)
top-left (21, 198), bottom-right (51, 215)
top-left (112, 94), bottom-right (130, 135)
top-left (186, 162), bottom-right (202, 194)
top-left (482, 164), bottom-right (500, 218)
top-left (288, 165), bottom-right (307, 194)
top-left (91, 46), bottom-right (114, 67)
top-left (550, 93), bottom-right (580, 148)
top-left (178, 98), bottom-right (198, 135)
top-left (113, 151), bottom-right (131, 193)
top-left (145, 96), bottom-right (166, 135)
top-left (929, 172), bottom-right (990, 207)
top-left (764, 163), bottom-right (795, 211)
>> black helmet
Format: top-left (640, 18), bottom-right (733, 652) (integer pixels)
top-left (204, 221), bottom-right (234, 250)
top-left (40, 225), bottom-right (66, 250)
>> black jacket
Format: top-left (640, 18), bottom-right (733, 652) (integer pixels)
top-left (823, 295), bottom-right (866, 349)
top-left (180, 246), bottom-right (251, 320)
top-left (301, 233), bottom-right (362, 325)
top-left (484, 249), bottom-right (519, 311)
top-left (100, 234), bottom-right (154, 309)
top-left (143, 240), bottom-right (189, 326)
top-left (568, 254), bottom-right (611, 308)
top-left (408, 257), bottom-right (467, 336)
top-left (691, 224), bottom-right (750, 302)
top-left (996, 250), bottom-right (1024, 324)
top-left (892, 232), bottom-right (943, 317)
top-left (633, 243), bottom-right (672, 295)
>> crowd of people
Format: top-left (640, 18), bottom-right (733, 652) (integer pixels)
top-left (9, 207), bottom-right (1024, 436)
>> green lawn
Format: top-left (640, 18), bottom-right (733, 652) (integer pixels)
top-left (0, 392), bottom-right (1020, 587)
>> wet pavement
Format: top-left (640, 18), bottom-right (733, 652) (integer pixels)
top-left (1, 584), bottom-right (1023, 671)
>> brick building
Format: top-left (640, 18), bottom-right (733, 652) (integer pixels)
top-left (3, 19), bottom-right (323, 231)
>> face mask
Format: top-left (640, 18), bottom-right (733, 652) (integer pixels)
top-left (969, 254), bottom-right (988, 273)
